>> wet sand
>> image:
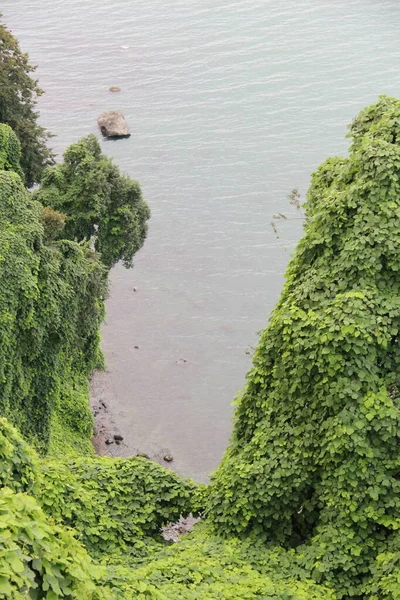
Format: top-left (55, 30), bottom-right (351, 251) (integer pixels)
top-left (90, 371), bottom-right (180, 470)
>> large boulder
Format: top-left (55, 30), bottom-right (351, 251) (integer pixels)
top-left (97, 110), bottom-right (130, 138)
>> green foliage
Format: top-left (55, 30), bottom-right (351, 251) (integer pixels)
top-left (46, 373), bottom-right (96, 458)
top-left (0, 487), bottom-right (100, 599)
top-left (0, 124), bottom-right (24, 180)
top-left (96, 526), bottom-right (335, 599)
top-left (0, 20), bottom-right (54, 187)
top-left (0, 169), bottom-right (106, 452)
top-left (40, 456), bottom-right (204, 558)
top-left (7, 89), bottom-right (400, 599)
top-left (35, 135), bottom-right (150, 268)
top-left (207, 96), bottom-right (400, 596)
top-left (365, 535), bottom-right (400, 599)
top-left (0, 417), bottom-right (38, 494)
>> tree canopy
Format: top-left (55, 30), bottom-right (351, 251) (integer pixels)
top-left (0, 19), bottom-right (54, 186)
top-left (35, 135), bottom-right (150, 268)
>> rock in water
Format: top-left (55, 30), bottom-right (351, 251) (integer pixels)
top-left (97, 110), bottom-right (130, 138)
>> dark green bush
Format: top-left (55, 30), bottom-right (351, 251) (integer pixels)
top-left (35, 135), bottom-right (150, 268)
top-left (0, 20), bottom-right (54, 187)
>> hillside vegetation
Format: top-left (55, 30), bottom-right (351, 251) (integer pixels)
top-left (2, 18), bottom-right (400, 600)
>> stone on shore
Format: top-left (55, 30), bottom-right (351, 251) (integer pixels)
top-left (97, 110), bottom-right (130, 138)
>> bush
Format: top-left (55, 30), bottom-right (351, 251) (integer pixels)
top-left (40, 456), bottom-right (204, 557)
top-left (96, 526), bottom-right (335, 599)
top-left (35, 135), bottom-right (150, 268)
top-left (0, 487), bottom-right (100, 599)
top-left (0, 123), bottom-right (24, 180)
top-left (0, 417), bottom-right (38, 494)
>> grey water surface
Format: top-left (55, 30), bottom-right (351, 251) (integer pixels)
top-left (3, 0), bottom-right (400, 482)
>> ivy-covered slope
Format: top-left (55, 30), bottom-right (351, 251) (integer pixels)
top-left (208, 95), bottom-right (400, 596)
top-left (40, 456), bottom-right (204, 559)
top-left (0, 136), bottom-right (107, 454)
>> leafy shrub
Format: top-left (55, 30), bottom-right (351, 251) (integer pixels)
top-left (0, 487), bottom-right (100, 599)
top-left (366, 535), bottom-right (400, 599)
top-left (96, 526), bottom-right (335, 599)
top-left (40, 206), bottom-right (66, 241)
top-left (0, 417), bottom-right (38, 494)
top-left (40, 456), bottom-right (204, 557)
top-left (0, 124), bottom-right (24, 180)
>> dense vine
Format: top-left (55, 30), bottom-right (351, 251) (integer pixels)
top-left (0, 124), bottom-right (24, 180)
top-left (207, 95), bottom-right (400, 597)
top-left (3, 66), bottom-right (400, 596)
top-left (0, 168), bottom-right (107, 453)
top-left (40, 456), bottom-right (204, 558)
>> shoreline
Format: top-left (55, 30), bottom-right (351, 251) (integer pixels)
top-left (90, 372), bottom-right (200, 541)
top-left (90, 370), bottom-right (177, 468)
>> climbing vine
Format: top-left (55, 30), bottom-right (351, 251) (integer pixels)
top-left (0, 168), bottom-right (107, 453)
top-left (4, 63), bottom-right (400, 596)
top-left (40, 456), bottom-right (204, 558)
top-left (207, 95), bottom-right (400, 597)
top-left (0, 124), bottom-right (24, 180)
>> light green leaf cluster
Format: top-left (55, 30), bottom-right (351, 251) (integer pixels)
top-left (0, 488), bottom-right (100, 600)
top-left (0, 417), bottom-right (38, 494)
top-left (0, 124), bottom-right (24, 180)
top-left (96, 526), bottom-right (335, 600)
top-left (39, 456), bottom-right (204, 558)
